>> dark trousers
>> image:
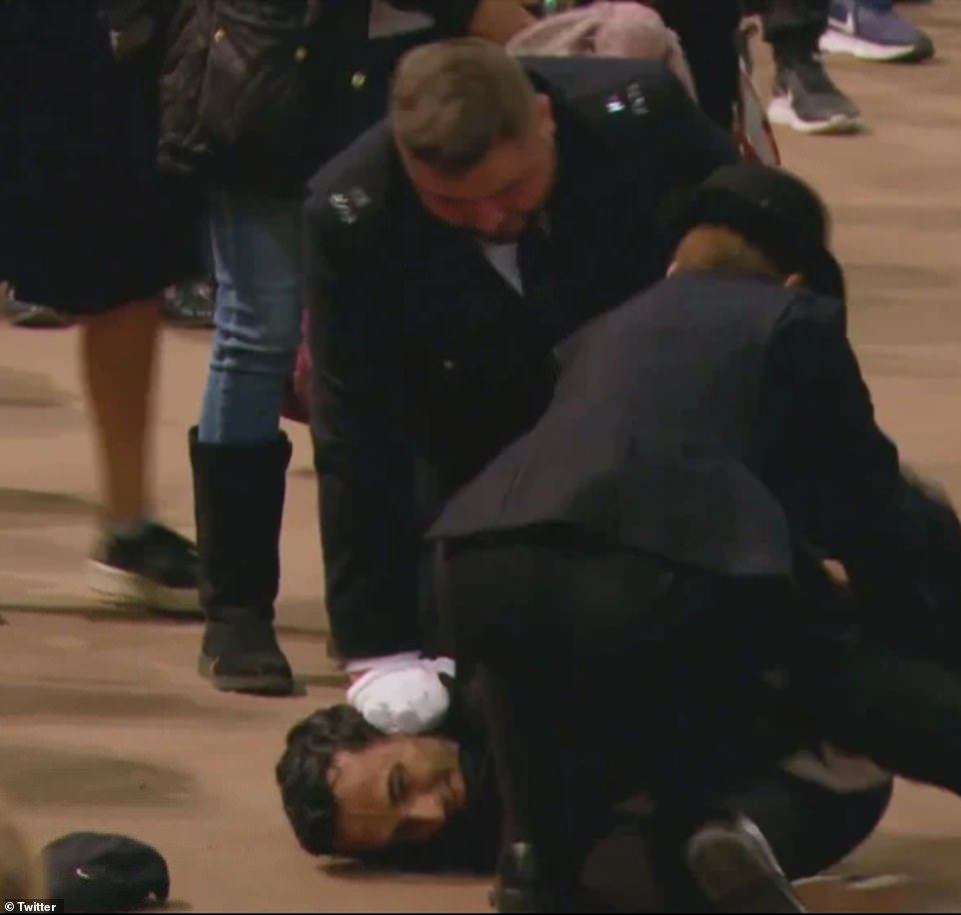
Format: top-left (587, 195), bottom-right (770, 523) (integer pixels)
top-left (580, 773), bottom-right (892, 911)
top-left (446, 528), bottom-right (801, 897)
top-left (745, 0), bottom-right (831, 60)
top-left (653, 0), bottom-right (743, 131)
top-left (444, 525), bottom-right (961, 901)
top-left (788, 635), bottom-right (961, 798)
top-left (649, 0), bottom-right (830, 131)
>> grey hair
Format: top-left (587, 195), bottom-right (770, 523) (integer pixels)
top-left (390, 38), bottom-right (539, 176)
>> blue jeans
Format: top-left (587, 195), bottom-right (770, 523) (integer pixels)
top-left (198, 191), bottom-right (303, 446)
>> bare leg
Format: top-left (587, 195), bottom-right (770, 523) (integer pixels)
top-left (79, 295), bottom-right (197, 612)
top-left (79, 297), bottom-right (161, 526)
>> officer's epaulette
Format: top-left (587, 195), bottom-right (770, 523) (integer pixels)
top-left (524, 56), bottom-right (682, 127)
top-left (608, 64), bottom-right (682, 119)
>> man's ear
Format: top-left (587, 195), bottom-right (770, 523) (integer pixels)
top-left (784, 272), bottom-right (805, 289)
top-left (666, 260), bottom-right (680, 278)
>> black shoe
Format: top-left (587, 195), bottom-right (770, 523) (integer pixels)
top-left (86, 522), bottom-right (200, 614)
top-left (190, 428), bottom-right (294, 696)
top-left (4, 294), bottom-right (75, 328)
top-left (161, 279), bottom-right (215, 328)
top-left (490, 843), bottom-right (551, 914)
top-left (767, 54), bottom-right (862, 135)
top-left (685, 816), bottom-right (807, 913)
top-left (198, 613), bottom-right (293, 696)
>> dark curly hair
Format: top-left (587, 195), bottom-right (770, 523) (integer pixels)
top-left (275, 704), bottom-right (382, 855)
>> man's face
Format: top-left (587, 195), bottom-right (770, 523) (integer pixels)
top-left (329, 735), bottom-right (467, 854)
top-left (401, 94), bottom-right (557, 244)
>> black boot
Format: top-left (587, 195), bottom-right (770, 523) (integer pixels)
top-left (190, 427), bottom-right (294, 696)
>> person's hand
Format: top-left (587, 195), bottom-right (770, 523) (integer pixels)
top-left (822, 558), bottom-right (849, 587)
top-left (345, 653), bottom-right (455, 734)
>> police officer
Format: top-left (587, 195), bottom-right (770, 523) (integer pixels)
top-left (426, 162), bottom-right (961, 910)
top-left (303, 38), bottom-right (739, 732)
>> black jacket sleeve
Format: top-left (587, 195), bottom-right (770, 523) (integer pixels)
top-left (759, 293), bottom-right (961, 655)
top-left (306, 203), bottom-right (423, 661)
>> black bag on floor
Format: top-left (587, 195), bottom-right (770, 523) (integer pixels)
top-left (42, 832), bottom-right (169, 914)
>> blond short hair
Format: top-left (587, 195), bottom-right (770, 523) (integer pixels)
top-left (672, 225), bottom-right (781, 279)
top-left (0, 798), bottom-right (42, 901)
top-left (390, 38), bottom-right (538, 175)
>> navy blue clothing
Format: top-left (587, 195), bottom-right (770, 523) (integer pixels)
top-left (304, 58), bottom-right (739, 660)
top-left (0, 0), bottom-right (199, 312)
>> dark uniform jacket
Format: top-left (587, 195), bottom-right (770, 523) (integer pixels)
top-left (305, 58), bottom-right (739, 660)
top-left (431, 272), bottom-right (961, 656)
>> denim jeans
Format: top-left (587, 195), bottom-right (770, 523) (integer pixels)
top-left (198, 191), bottom-right (304, 446)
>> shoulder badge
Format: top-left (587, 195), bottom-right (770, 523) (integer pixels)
top-left (329, 186), bottom-right (373, 225)
top-left (605, 81), bottom-right (649, 118)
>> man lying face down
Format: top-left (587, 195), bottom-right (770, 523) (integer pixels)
top-left (275, 679), bottom-right (894, 910)
top-left (275, 681), bottom-right (502, 874)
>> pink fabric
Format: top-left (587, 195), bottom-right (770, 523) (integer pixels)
top-left (281, 309), bottom-right (312, 424)
top-left (506, 2), bottom-right (698, 102)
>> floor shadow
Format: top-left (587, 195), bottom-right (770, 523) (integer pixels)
top-left (0, 604), bottom-right (327, 638)
top-left (0, 743), bottom-right (199, 809)
top-left (0, 488), bottom-right (96, 524)
top-left (0, 683), bottom-right (255, 724)
top-left (0, 604), bottom-right (204, 625)
top-left (321, 858), bottom-right (485, 888)
top-left (0, 367), bottom-right (74, 409)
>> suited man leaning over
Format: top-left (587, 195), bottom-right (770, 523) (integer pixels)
top-left (427, 163), bottom-right (961, 910)
top-left (305, 37), bottom-right (738, 732)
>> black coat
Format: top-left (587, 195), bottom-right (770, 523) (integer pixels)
top-left (304, 58), bottom-right (739, 659)
top-left (431, 272), bottom-right (961, 658)
top-left (157, 0), bottom-right (483, 193)
top-left (0, 0), bottom-right (201, 312)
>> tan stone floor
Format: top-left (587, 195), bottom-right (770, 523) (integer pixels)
top-left (2, 3), bottom-right (961, 909)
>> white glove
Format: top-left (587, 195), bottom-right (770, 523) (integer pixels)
top-left (345, 653), bottom-right (456, 735)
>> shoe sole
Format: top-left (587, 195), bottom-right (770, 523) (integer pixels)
top-left (197, 654), bottom-right (295, 697)
top-left (767, 97), bottom-right (863, 135)
top-left (86, 560), bottom-right (202, 616)
top-left (7, 307), bottom-right (75, 328)
top-left (820, 28), bottom-right (934, 63)
top-left (686, 818), bottom-right (806, 913)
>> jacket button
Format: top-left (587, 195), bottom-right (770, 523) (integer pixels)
top-left (442, 359), bottom-right (455, 370)
top-left (351, 71), bottom-right (367, 90)
top-left (213, 27), bottom-right (226, 42)
top-left (294, 46), bottom-right (308, 62)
